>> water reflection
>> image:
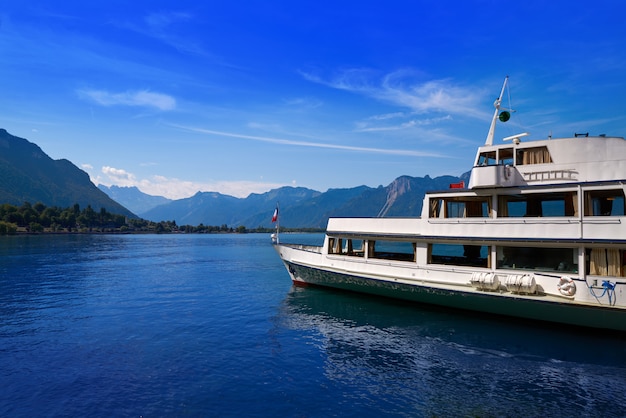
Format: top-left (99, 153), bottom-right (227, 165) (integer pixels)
top-left (281, 286), bottom-right (626, 417)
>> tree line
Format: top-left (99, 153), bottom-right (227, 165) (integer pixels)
top-left (0, 202), bottom-right (128, 234)
top-left (0, 202), bottom-right (322, 235)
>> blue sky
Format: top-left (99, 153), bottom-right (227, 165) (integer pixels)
top-left (1, 1), bottom-right (625, 199)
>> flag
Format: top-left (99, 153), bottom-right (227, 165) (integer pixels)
top-left (271, 206), bottom-right (278, 223)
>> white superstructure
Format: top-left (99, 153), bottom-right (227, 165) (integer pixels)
top-left (273, 78), bottom-right (626, 332)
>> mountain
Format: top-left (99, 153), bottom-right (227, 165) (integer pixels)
top-left (98, 185), bottom-right (171, 215)
top-left (374, 175), bottom-right (461, 217)
top-left (141, 187), bottom-right (321, 226)
top-left (0, 129), bottom-right (135, 217)
top-left (139, 174), bottom-right (465, 228)
top-left (142, 191), bottom-right (240, 225)
top-left (0, 128), bottom-right (468, 228)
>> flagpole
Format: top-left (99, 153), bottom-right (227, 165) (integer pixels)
top-left (271, 202), bottom-right (280, 244)
top-left (275, 202), bottom-right (279, 244)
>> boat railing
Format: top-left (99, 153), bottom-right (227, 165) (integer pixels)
top-left (281, 243), bottom-right (322, 253)
top-left (429, 217), bottom-right (622, 225)
top-left (582, 217), bottom-right (623, 225)
top-left (428, 217), bottom-right (581, 225)
top-left (522, 169), bottom-right (578, 183)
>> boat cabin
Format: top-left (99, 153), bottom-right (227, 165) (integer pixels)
top-left (427, 187), bottom-right (626, 219)
top-left (469, 134), bottom-right (626, 189)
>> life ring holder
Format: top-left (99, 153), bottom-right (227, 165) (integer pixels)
top-left (557, 276), bottom-right (576, 297)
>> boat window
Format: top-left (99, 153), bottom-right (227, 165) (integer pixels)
top-left (328, 237), bottom-right (340, 254)
top-left (516, 146), bottom-right (552, 165)
top-left (430, 197), bottom-right (491, 218)
top-left (497, 192), bottom-right (578, 217)
top-left (369, 240), bottom-right (415, 262)
top-left (587, 248), bottom-right (625, 277)
top-left (496, 246), bottom-right (577, 273)
top-left (428, 243), bottom-right (489, 268)
top-left (477, 151), bottom-right (496, 166)
top-left (584, 189), bottom-right (626, 216)
top-left (327, 237), bottom-right (365, 256)
top-left (498, 148), bottom-right (514, 165)
top-left (429, 198), bottom-right (440, 218)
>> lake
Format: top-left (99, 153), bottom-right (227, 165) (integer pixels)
top-left (1, 233), bottom-right (625, 417)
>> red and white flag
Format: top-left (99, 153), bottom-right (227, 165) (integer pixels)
top-left (271, 206), bottom-right (278, 223)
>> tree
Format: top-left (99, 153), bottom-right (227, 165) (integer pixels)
top-left (33, 202), bottom-right (46, 214)
top-left (59, 208), bottom-right (76, 231)
top-left (20, 202), bottom-right (37, 225)
top-left (28, 222), bottom-right (44, 233)
top-left (78, 205), bottom-right (97, 230)
top-left (41, 207), bottom-right (60, 227)
top-left (0, 221), bottom-right (17, 235)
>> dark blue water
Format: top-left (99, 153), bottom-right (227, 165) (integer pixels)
top-left (1, 234), bottom-right (625, 417)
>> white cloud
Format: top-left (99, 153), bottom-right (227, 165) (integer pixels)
top-left (101, 166), bottom-right (137, 184)
top-left (92, 165), bottom-right (285, 199)
top-left (77, 89), bottom-right (176, 111)
top-left (301, 68), bottom-right (489, 119)
top-left (381, 76), bottom-right (486, 118)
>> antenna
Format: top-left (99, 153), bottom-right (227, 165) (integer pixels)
top-left (502, 132), bottom-right (529, 144)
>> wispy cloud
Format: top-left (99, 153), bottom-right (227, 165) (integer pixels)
top-left (144, 11), bottom-right (193, 29)
top-left (381, 76), bottom-right (485, 118)
top-left (78, 89), bottom-right (176, 111)
top-left (282, 97), bottom-right (323, 110)
top-left (91, 165), bottom-right (284, 199)
top-left (300, 68), bottom-right (489, 119)
top-left (356, 115), bottom-right (454, 132)
top-left (301, 67), bottom-right (379, 92)
top-left (141, 11), bottom-right (207, 56)
top-left (111, 10), bottom-right (210, 57)
top-left (171, 124), bottom-right (445, 158)
top-left (366, 111), bottom-right (408, 121)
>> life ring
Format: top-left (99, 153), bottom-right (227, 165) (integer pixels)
top-left (557, 276), bottom-right (576, 296)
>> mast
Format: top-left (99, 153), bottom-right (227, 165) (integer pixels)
top-left (485, 76), bottom-right (509, 146)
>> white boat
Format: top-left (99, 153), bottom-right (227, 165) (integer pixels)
top-left (272, 77), bottom-right (626, 332)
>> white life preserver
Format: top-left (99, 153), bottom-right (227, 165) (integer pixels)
top-left (557, 276), bottom-right (576, 297)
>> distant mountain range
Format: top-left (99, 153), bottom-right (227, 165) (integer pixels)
top-left (98, 185), bottom-right (172, 215)
top-left (0, 129), bottom-right (135, 218)
top-left (101, 174), bottom-right (468, 228)
top-left (0, 128), bottom-right (469, 228)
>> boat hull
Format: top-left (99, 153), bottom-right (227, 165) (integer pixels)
top-left (281, 259), bottom-right (626, 333)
